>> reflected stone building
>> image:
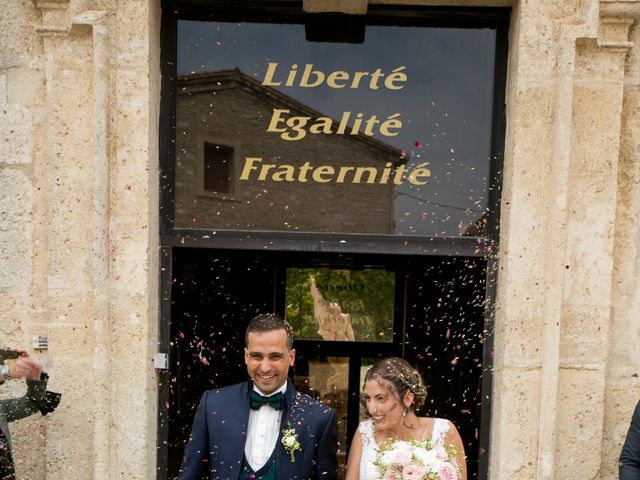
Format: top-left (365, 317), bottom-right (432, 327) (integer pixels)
top-left (175, 69), bottom-right (403, 233)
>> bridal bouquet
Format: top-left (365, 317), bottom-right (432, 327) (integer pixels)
top-left (374, 438), bottom-right (460, 480)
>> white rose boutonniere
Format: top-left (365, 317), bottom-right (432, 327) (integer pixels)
top-left (281, 422), bottom-right (301, 462)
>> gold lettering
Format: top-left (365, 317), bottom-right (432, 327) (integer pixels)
top-left (262, 63), bottom-right (282, 86)
top-left (385, 66), bottom-right (407, 90)
top-left (267, 110), bottom-right (402, 139)
top-left (326, 71), bottom-right (349, 88)
top-left (309, 117), bottom-right (333, 135)
top-left (299, 64), bottom-right (325, 88)
top-left (351, 71), bottom-right (368, 89)
top-left (239, 158), bottom-right (427, 186)
top-left (239, 157), bottom-right (262, 180)
top-left (312, 165), bottom-right (335, 183)
top-left (408, 163), bottom-right (431, 185)
top-left (285, 64), bottom-right (298, 86)
top-left (353, 167), bottom-right (378, 184)
top-left (282, 116), bottom-right (310, 141)
top-left (368, 68), bottom-right (384, 89)
top-left (350, 113), bottom-right (364, 135)
top-left (393, 164), bottom-right (409, 185)
top-left (380, 113), bottom-right (402, 137)
top-left (336, 112), bottom-right (351, 134)
top-left (258, 162), bottom-right (277, 181)
top-left (272, 165), bottom-right (296, 182)
top-left (336, 166), bottom-right (355, 183)
top-left (363, 115), bottom-right (380, 136)
top-left (261, 64), bottom-right (408, 90)
top-left (380, 162), bottom-right (394, 183)
top-left (298, 162), bottom-right (313, 182)
top-left (266, 109), bottom-right (289, 134)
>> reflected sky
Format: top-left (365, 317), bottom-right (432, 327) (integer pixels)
top-left (176, 20), bottom-right (497, 236)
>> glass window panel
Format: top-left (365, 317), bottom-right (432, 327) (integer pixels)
top-left (285, 267), bottom-right (395, 342)
top-left (359, 359), bottom-right (376, 421)
top-left (294, 358), bottom-right (349, 479)
top-left (174, 19), bottom-right (497, 236)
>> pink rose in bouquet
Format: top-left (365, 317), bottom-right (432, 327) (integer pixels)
top-left (402, 463), bottom-right (427, 480)
top-left (390, 445), bottom-right (412, 466)
top-left (375, 437), bottom-right (460, 480)
top-left (438, 462), bottom-right (458, 480)
top-left (434, 446), bottom-right (449, 461)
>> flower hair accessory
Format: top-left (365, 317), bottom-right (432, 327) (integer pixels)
top-left (281, 422), bottom-right (301, 462)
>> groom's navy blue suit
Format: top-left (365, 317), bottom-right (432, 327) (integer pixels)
top-left (620, 399), bottom-right (640, 479)
top-left (179, 379), bottom-right (338, 480)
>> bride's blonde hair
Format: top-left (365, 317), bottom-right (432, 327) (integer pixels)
top-left (363, 357), bottom-right (428, 413)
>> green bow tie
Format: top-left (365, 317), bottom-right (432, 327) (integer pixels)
top-left (250, 390), bottom-right (284, 410)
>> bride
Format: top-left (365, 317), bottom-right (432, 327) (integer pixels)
top-left (345, 357), bottom-right (467, 480)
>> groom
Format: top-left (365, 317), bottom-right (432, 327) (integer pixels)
top-left (179, 313), bottom-right (338, 480)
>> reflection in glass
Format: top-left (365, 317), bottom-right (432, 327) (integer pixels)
top-left (294, 358), bottom-right (350, 479)
top-left (285, 268), bottom-right (395, 342)
top-left (174, 19), bottom-right (497, 236)
top-left (359, 360), bottom-right (376, 421)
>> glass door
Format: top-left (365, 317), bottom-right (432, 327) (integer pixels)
top-left (162, 248), bottom-right (487, 479)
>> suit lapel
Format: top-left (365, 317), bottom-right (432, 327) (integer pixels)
top-left (277, 381), bottom-right (299, 478)
top-left (219, 382), bottom-right (252, 480)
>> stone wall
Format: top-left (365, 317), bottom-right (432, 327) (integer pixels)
top-left (490, 0), bottom-right (639, 478)
top-left (0, 0), bottom-right (638, 479)
top-left (1, 0), bottom-right (160, 478)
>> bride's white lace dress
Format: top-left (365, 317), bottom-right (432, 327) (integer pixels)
top-left (358, 418), bottom-right (450, 480)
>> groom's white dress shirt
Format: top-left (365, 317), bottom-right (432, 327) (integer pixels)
top-left (245, 383), bottom-right (287, 470)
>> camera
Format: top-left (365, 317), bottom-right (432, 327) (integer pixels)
top-left (0, 348), bottom-right (22, 363)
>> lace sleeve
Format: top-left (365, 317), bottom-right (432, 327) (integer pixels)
top-left (359, 419), bottom-right (376, 448)
top-left (358, 420), bottom-right (381, 480)
top-left (431, 418), bottom-right (451, 447)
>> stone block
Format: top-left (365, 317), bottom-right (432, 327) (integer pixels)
top-left (7, 67), bottom-right (45, 106)
top-left (513, 16), bottom-right (555, 83)
top-left (0, 1), bottom-right (42, 70)
top-left (0, 168), bottom-right (33, 231)
top-left (490, 367), bottom-right (541, 480)
top-left (0, 294), bottom-right (20, 336)
top-left (41, 325), bottom-right (96, 480)
top-left (112, 1), bottom-right (153, 68)
top-left (493, 301), bottom-right (545, 369)
top-left (555, 368), bottom-right (606, 477)
top-left (8, 413), bottom-right (46, 480)
top-left (559, 305), bottom-right (609, 368)
top-left (0, 98), bottom-right (34, 165)
top-left (0, 169), bottom-right (32, 288)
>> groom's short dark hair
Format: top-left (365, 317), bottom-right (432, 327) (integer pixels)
top-left (245, 313), bottom-right (294, 350)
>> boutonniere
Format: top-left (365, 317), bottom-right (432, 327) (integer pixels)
top-left (281, 421), bottom-right (301, 462)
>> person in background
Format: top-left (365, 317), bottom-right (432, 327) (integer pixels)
top-left (620, 399), bottom-right (640, 479)
top-left (0, 349), bottom-right (48, 480)
top-left (179, 313), bottom-right (338, 480)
